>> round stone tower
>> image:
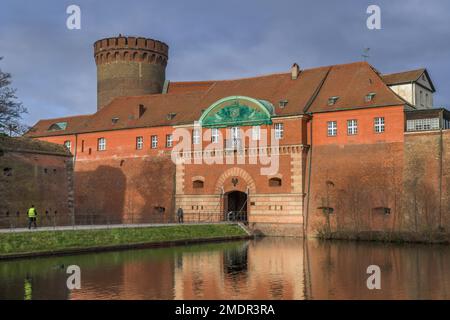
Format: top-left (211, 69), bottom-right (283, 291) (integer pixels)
top-left (94, 35), bottom-right (169, 110)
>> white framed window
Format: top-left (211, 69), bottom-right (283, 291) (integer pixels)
top-left (274, 123), bottom-right (284, 139)
top-left (97, 138), bottom-right (106, 151)
top-left (229, 127), bottom-right (241, 148)
top-left (374, 117), bottom-right (385, 133)
top-left (347, 119), bottom-right (358, 135)
top-left (64, 140), bottom-right (71, 151)
top-left (327, 121), bottom-right (337, 137)
top-left (151, 135), bottom-right (158, 149)
top-left (211, 128), bottom-right (219, 143)
top-left (252, 126), bottom-right (261, 140)
top-left (136, 136), bottom-right (143, 150)
top-left (192, 129), bottom-right (201, 145)
top-left (166, 134), bottom-right (173, 147)
top-left (406, 118), bottom-right (440, 132)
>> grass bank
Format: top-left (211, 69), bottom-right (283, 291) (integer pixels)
top-left (0, 224), bottom-right (250, 259)
top-left (317, 230), bottom-right (450, 244)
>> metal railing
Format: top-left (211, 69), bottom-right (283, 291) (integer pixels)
top-left (0, 207), bottom-right (249, 231)
top-left (226, 211), bottom-right (248, 223)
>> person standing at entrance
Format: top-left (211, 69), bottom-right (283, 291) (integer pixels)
top-left (177, 207), bottom-right (184, 223)
top-left (27, 205), bottom-right (38, 229)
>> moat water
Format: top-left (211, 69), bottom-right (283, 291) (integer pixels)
top-left (1, 237), bottom-right (450, 300)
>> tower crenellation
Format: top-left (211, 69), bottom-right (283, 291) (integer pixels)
top-left (94, 35), bottom-right (169, 110)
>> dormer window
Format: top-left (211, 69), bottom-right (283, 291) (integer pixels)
top-left (111, 117), bottom-right (119, 124)
top-left (279, 100), bottom-right (288, 108)
top-left (328, 96), bottom-right (339, 106)
top-left (48, 122), bottom-right (67, 131)
top-left (365, 93), bottom-right (376, 102)
top-left (166, 113), bottom-right (177, 120)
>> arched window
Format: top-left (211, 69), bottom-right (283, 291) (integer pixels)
top-left (269, 177), bottom-right (282, 187)
top-left (193, 180), bottom-right (204, 189)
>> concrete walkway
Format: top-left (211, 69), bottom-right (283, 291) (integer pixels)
top-left (0, 222), bottom-right (235, 233)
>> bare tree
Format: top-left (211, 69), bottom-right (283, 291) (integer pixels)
top-left (0, 57), bottom-right (27, 136)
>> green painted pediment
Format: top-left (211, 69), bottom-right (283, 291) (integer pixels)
top-left (199, 96), bottom-right (274, 128)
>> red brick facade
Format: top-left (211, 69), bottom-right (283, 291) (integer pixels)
top-left (25, 36), bottom-right (450, 236)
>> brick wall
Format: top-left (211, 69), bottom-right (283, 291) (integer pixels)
top-left (0, 148), bottom-right (74, 228)
top-left (403, 130), bottom-right (450, 232)
top-left (74, 155), bottom-right (175, 224)
top-left (307, 129), bottom-right (450, 236)
top-left (306, 142), bottom-right (404, 235)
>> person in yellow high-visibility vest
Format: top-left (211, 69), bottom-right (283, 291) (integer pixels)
top-left (27, 205), bottom-right (38, 230)
top-left (24, 276), bottom-right (32, 300)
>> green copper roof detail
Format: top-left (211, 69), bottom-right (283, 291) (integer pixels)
top-left (199, 96), bottom-right (274, 128)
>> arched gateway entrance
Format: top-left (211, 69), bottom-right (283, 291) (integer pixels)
top-left (214, 168), bottom-right (256, 223)
top-left (225, 191), bottom-right (248, 222)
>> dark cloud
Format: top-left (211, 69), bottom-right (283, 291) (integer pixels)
top-left (0, 0), bottom-right (449, 126)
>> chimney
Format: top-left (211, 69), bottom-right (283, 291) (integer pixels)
top-left (291, 63), bottom-right (300, 80)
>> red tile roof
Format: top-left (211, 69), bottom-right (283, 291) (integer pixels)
top-left (306, 62), bottom-right (406, 113)
top-left (167, 81), bottom-right (214, 94)
top-left (25, 114), bottom-right (92, 137)
top-left (381, 69), bottom-right (426, 86)
top-left (0, 136), bottom-right (71, 156)
top-left (26, 61), bottom-right (407, 137)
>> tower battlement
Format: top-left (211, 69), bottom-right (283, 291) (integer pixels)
top-left (94, 36), bottom-right (168, 66)
top-left (94, 35), bottom-right (169, 110)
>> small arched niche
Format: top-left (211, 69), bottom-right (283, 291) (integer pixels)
top-left (268, 177), bottom-right (282, 187)
top-left (192, 176), bottom-right (205, 189)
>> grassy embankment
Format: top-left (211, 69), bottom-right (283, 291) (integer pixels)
top-left (0, 224), bottom-right (248, 257)
top-left (317, 230), bottom-right (450, 244)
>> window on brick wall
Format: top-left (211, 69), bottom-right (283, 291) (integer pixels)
top-left (64, 140), bottom-right (71, 151)
top-left (347, 119), bottom-right (358, 135)
top-left (252, 126), bottom-right (261, 140)
top-left (374, 117), bottom-right (385, 133)
top-left (327, 121), bottom-right (337, 136)
top-left (211, 128), bottom-right (219, 143)
top-left (269, 177), bottom-right (282, 187)
top-left (227, 127), bottom-right (241, 149)
top-left (406, 118), bottom-right (440, 131)
top-left (274, 123), bottom-right (284, 139)
top-left (166, 134), bottom-right (173, 147)
top-left (192, 129), bottom-right (201, 145)
top-left (136, 136), bottom-right (143, 150)
top-left (193, 180), bottom-right (204, 189)
top-left (151, 135), bottom-right (158, 149)
top-left (97, 138), bottom-right (106, 151)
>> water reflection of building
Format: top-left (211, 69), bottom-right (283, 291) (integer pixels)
top-left (2, 239), bottom-right (450, 300)
top-left (69, 250), bottom-right (175, 300)
top-left (306, 240), bottom-right (450, 300)
top-left (174, 238), bottom-right (305, 300)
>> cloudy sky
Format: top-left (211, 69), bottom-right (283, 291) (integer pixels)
top-left (0, 0), bottom-right (449, 126)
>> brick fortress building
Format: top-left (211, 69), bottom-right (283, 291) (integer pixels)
top-left (26, 35), bottom-right (450, 236)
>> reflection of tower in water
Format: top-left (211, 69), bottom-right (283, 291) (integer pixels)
top-left (222, 242), bottom-right (249, 294)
